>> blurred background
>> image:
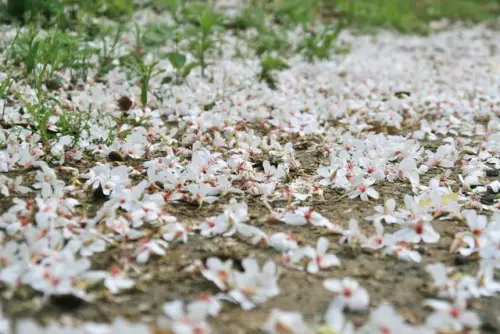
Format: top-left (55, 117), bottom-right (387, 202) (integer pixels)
top-left (2, 0), bottom-right (500, 34)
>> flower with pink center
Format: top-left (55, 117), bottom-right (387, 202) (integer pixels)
top-left (286, 237), bottom-right (340, 274)
top-left (348, 178), bottom-right (379, 201)
top-left (261, 309), bottom-right (312, 334)
top-left (394, 220), bottom-right (440, 244)
top-left (424, 298), bottom-right (481, 332)
top-left (366, 198), bottom-right (398, 224)
top-left (160, 299), bottom-right (212, 334)
top-left (323, 277), bottom-right (370, 311)
top-left (103, 266), bottom-right (135, 294)
top-left (282, 207), bottom-right (333, 228)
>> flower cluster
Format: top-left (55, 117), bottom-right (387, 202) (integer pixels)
top-left (202, 257), bottom-right (280, 310)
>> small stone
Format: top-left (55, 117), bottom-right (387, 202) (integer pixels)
top-left (454, 254), bottom-right (468, 266)
top-left (395, 90), bottom-right (411, 98)
top-left (109, 151), bottom-right (124, 162)
top-left (417, 246), bottom-right (425, 255)
top-left (50, 294), bottom-right (84, 310)
top-left (45, 78), bottom-right (62, 90)
top-left (486, 169), bottom-right (499, 177)
top-left (117, 96), bottom-right (133, 111)
top-left (93, 185), bottom-right (108, 200)
top-left (482, 322), bottom-right (499, 332)
top-left (480, 194), bottom-right (495, 205)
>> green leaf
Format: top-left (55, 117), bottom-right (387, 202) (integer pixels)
top-left (166, 51), bottom-right (186, 69)
top-left (261, 57), bottom-right (289, 71)
top-left (161, 75), bottom-right (173, 84)
top-left (181, 61), bottom-right (200, 78)
top-left (141, 83), bottom-right (148, 107)
top-left (200, 10), bottom-right (219, 33)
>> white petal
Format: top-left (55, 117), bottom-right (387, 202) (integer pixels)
top-left (317, 237), bottom-right (329, 255)
top-left (323, 279), bottom-right (342, 292)
top-left (320, 254), bottom-right (341, 268)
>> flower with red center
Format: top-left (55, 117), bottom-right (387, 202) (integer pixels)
top-left (110, 266), bottom-right (122, 277)
top-left (303, 209), bottom-right (313, 222)
top-left (425, 298), bottom-right (481, 331)
top-left (450, 307), bottom-right (461, 319)
top-left (323, 277), bottom-right (369, 311)
top-left (414, 222), bottom-right (424, 234)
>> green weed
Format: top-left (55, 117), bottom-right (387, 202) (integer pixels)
top-left (121, 55), bottom-right (164, 109)
top-left (183, 5), bottom-right (222, 78)
top-left (259, 56), bottom-right (289, 90)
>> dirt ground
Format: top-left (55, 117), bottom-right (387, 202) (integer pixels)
top-left (2, 139), bottom-right (499, 334)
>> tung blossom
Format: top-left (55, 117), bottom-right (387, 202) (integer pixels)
top-left (323, 277), bottom-right (370, 311)
top-left (348, 177), bottom-right (379, 201)
top-left (282, 207), bottom-right (333, 228)
top-left (261, 309), bottom-right (312, 334)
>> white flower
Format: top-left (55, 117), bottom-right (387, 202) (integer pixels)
top-left (78, 230), bottom-right (106, 257)
top-left (198, 215), bottom-right (227, 237)
top-left (358, 302), bottom-right (424, 334)
top-left (33, 161), bottom-right (62, 198)
top-left (426, 263), bottom-right (457, 298)
top-left (450, 210), bottom-right (491, 256)
top-left (426, 144), bottom-right (457, 168)
top-left (474, 260), bottom-right (500, 297)
top-left (282, 207), bottom-right (333, 228)
top-left (186, 183), bottom-right (218, 206)
top-left (463, 209), bottom-right (489, 237)
top-left (111, 180), bottom-right (149, 213)
top-left (366, 198), bottom-right (398, 224)
top-left (136, 239), bottom-right (168, 263)
top-left (198, 201), bottom-right (249, 238)
top-left (383, 235), bottom-right (422, 263)
top-left (83, 317), bottom-right (150, 334)
top-left (425, 298), bottom-right (481, 332)
top-left (261, 309), bottom-right (312, 334)
top-left (104, 267), bottom-right (135, 294)
top-left (269, 233), bottom-right (298, 253)
top-left (398, 156), bottom-right (421, 190)
top-left (287, 237), bottom-right (340, 274)
top-left (201, 257), bottom-right (234, 291)
top-left (4, 176), bottom-right (31, 195)
top-left (339, 218), bottom-right (367, 246)
top-left (162, 222), bottom-right (189, 244)
top-left (362, 221), bottom-right (389, 250)
top-left (237, 223), bottom-right (268, 245)
top-left (323, 277), bottom-right (370, 311)
top-left (196, 294), bottom-right (222, 317)
top-left (317, 156), bottom-right (344, 186)
top-left (224, 258), bottom-right (280, 310)
top-left (0, 304), bottom-right (9, 334)
top-left (396, 194), bottom-right (433, 224)
top-left (0, 240), bottom-right (17, 268)
top-left (24, 258), bottom-right (92, 297)
top-left (83, 164), bottom-right (130, 196)
top-left (256, 161), bottom-right (287, 183)
top-left (161, 300), bottom-right (212, 334)
top-left (312, 237), bottom-right (341, 272)
top-left (319, 298), bottom-right (355, 334)
top-left (348, 178), bottom-right (379, 201)
top-left (394, 220), bottom-right (440, 244)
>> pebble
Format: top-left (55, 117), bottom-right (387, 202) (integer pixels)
top-left (454, 254), bottom-right (469, 266)
top-left (109, 150), bottom-right (125, 162)
top-left (117, 96), bottom-right (133, 111)
top-left (486, 169), bottom-right (499, 177)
